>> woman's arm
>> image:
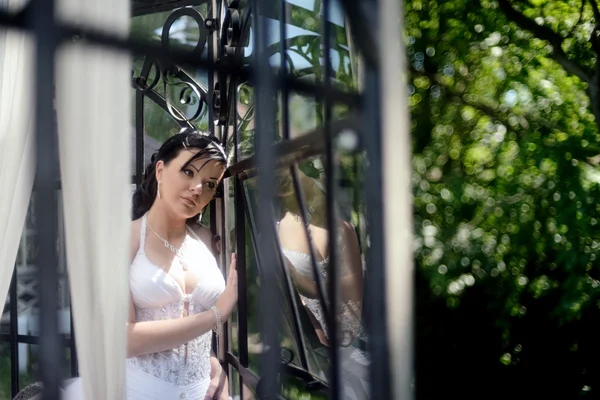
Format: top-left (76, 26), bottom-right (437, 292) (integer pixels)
top-left (126, 298), bottom-right (219, 358)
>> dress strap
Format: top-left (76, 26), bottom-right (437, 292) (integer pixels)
top-left (138, 214), bottom-right (148, 255)
top-left (186, 224), bottom-right (202, 241)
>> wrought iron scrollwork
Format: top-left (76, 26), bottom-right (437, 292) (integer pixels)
top-left (132, 4), bottom-right (247, 132)
top-left (212, 0), bottom-right (246, 127)
top-left (161, 7), bottom-right (209, 59)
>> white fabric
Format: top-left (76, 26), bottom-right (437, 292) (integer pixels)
top-left (0, 0), bottom-right (35, 313)
top-left (126, 215), bottom-right (223, 388)
top-left (64, 364), bottom-right (211, 400)
top-left (281, 248), bottom-right (361, 343)
top-left (281, 247), bottom-right (369, 400)
top-left (61, 214), bottom-right (226, 399)
top-left (55, 0), bottom-right (131, 398)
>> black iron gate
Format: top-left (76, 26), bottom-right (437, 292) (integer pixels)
top-left (0, 0), bottom-right (405, 398)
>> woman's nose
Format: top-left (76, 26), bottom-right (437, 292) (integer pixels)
top-left (190, 182), bottom-right (203, 194)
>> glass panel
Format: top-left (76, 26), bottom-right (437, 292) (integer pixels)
top-left (17, 192), bottom-right (72, 336)
top-left (234, 0), bottom-right (361, 160)
top-left (235, 82), bottom-right (255, 160)
top-left (282, 374), bottom-right (327, 400)
top-left (18, 344), bottom-right (41, 390)
top-left (239, 211), bottom-right (318, 377)
top-left (228, 368), bottom-right (240, 398)
top-left (242, 176), bottom-right (327, 380)
top-left (336, 152), bottom-right (370, 399)
top-left (1, 292), bottom-right (8, 335)
top-left (265, 154), bottom-right (369, 398)
top-left (0, 342), bottom-right (10, 399)
top-left (16, 204), bottom-right (39, 335)
top-left (242, 221), bottom-right (270, 375)
top-left (244, 0), bottom-right (355, 84)
top-left (18, 345), bottom-right (72, 390)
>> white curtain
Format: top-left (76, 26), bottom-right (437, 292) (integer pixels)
top-left (0, 0), bottom-right (35, 316)
top-left (55, 0), bottom-right (131, 398)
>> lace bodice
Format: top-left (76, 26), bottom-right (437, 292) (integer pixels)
top-left (127, 215), bottom-right (225, 386)
top-left (282, 248), bottom-right (363, 346)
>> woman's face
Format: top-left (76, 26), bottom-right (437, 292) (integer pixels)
top-left (155, 149), bottom-right (226, 219)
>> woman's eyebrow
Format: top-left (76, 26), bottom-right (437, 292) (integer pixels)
top-left (188, 164), bottom-right (219, 180)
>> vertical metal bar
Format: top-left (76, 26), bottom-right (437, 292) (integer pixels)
top-left (9, 268), bottom-right (19, 397)
top-left (233, 81), bottom-right (249, 400)
top-left (379, 0), bottom-right (413, 397)
top-left (362, 68), bottom-right (392, 400)
top-left (30, 0), bottom-right (61, 397)
top-left (219, 182), bottom-right (230, 363)
top-left (279, 0), bottom-right (332, 350)
top-left (322, 0), bottom-right (341, 397)
top-left (278, 0), bottom-right (289, 141)
top-left (250, 0), bottom-right (280, 395)
top-left (135, 91), bottom-right (145, 188)
top-left (208, 4), bottom-right (219, 360)
top-left (59, 182), bottom-right (78, 378)
top-left (210, 162), bottom-right (219, 355)
top-left (235, 178), bottom-right (248, 398)
top-left (279, 0), bottom-right (323, 368)
top-left (69, 305), bottom-right (78, 377)
top-left (208, 0), bottom-right (217, 138)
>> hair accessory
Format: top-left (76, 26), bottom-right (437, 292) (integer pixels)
top-left (177, 127), bottom-right (228, 163)
top-left (210, 140), bottom-right (228, 161)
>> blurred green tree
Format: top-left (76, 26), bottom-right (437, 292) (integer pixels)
top-left (406, 0), bottom-right (600, 398)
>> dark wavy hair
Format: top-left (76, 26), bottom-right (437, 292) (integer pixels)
top-left (132, 130), bottom-right (227, 221)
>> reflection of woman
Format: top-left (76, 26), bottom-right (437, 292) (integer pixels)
top-left (275, 167), bottom-right (370, 400)
top-left (62, 132), bottom-right (238, 400)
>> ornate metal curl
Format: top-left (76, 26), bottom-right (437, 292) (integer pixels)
top-left (131, 4), bottom-right (247, 131)
top-left (212, 0), bottom-right (246, 127)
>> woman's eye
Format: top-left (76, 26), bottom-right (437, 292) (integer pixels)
top-left (206, 182), bottom-right (216, 190)
top-left (183, 169), bottom-right (194, 177)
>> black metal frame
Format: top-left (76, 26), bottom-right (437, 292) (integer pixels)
top-left (0, 0), bottom-right (394, 398)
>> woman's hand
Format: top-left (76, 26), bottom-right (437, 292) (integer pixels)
top-left (206, 358), bottom-right (229, 400)
top-left (215, 253), bottom-right (238, 322)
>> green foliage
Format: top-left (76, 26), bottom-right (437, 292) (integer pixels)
top-left (406, 0), bottom-right (600, 397)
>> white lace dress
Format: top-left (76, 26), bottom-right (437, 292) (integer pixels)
top-left (280, 247), bottom-right (370, 400)
top-left (62, 214), bottom-right (225, 400)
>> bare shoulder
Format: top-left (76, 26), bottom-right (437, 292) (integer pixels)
top-left (188, 221), bottom-right (213, 248)
top-left (340, 220), bottom-right (359, 246)
top-left (130, 218), bottom-right (142, 262)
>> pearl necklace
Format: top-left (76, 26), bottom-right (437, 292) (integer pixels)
top-left (147, 220), bottom-right (189, 271)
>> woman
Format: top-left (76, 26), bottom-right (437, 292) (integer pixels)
top-left (62, 130), bottom-right (238, 399)
top-left (275, 167), bottom-right (370, 400)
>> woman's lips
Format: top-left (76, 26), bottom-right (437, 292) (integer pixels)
top-left (181, 197), bottom-right (196, 207)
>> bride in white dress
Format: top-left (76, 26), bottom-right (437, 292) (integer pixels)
top-left (62, 131), bottom-right (238, 400)
top-left (275, 168), bottom-right (370, 400)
